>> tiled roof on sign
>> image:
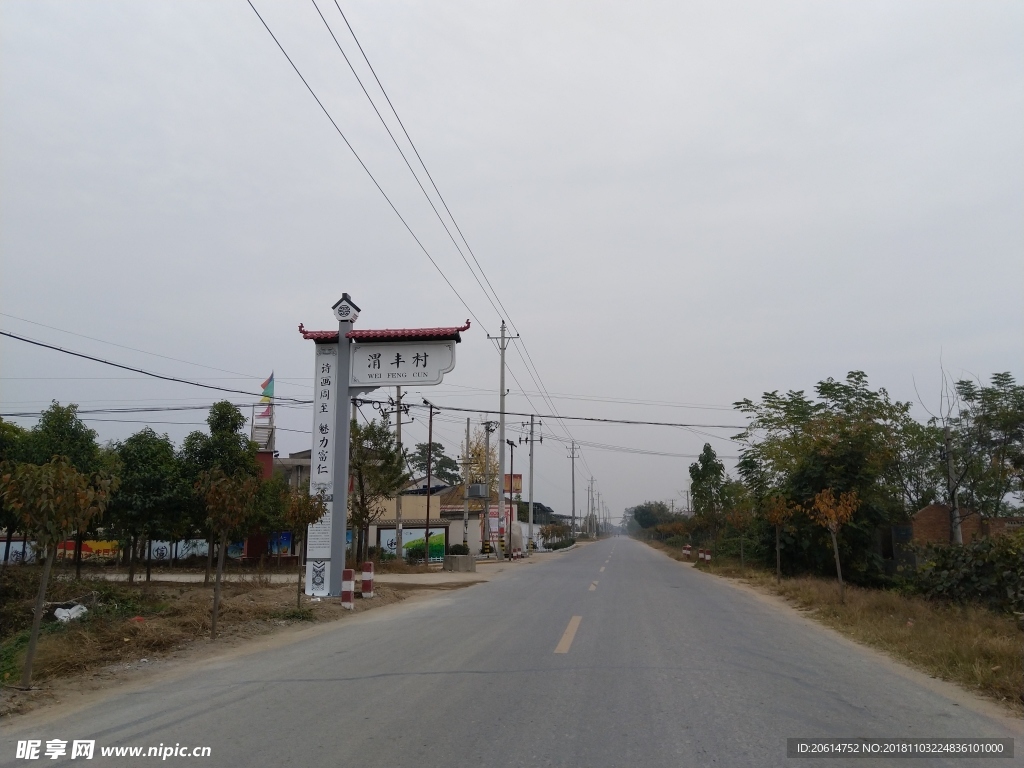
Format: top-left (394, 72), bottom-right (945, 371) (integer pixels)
top-left (298, 320), bottom-right (470, 344)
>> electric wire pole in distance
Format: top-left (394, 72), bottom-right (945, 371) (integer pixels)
top-left (568, 441), bottom-right (579, 537)
top-left (520, 416), bottom-right (541, 554)
top-left (487, 321), bottom-right (518, 559)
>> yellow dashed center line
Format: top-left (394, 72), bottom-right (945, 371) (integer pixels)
top-left (599, 566), bottom-right (605, 572)
top-left (554, 616), bottom-right (583, 653)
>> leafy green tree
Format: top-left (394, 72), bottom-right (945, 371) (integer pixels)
top-left (690, 444), bottom-right (727, 546)
top-left (0, 419), bottom-right (27, 566)
top-left (178, 402), bottom-right (259, 582)
top-left (950, 373), bottom-right (1024, 520)
top-left (734, 372), bottom-right (923, 583)
top-left (107, 428), bottom-right (182, 582)
top-left (349, 416), bottom-right (409, 563)
top-left (21, 402), bottom-right (100, 472)
top-left (628, 500), bottom-right (673, 529)
top-left (0, 457), bottom-right (116, 686)
top-left (409, 442), bottom-right (461, 486)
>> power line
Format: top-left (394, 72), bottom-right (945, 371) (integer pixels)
top-left (323, 3), bottom-right (587, 468)
top-left (0, 330), bottom-right (310, 404)
top-left (0, 312), bottom-right (267, 381)
top-left (245, 0), bottom-right (489, 335)
top-left (354, 398), bottom-right (746, 429)
top-left (310, 0), bottom-right (504, 325)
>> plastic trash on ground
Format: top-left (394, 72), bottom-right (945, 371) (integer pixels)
top-left (54, 604), bottom-right (88, 623)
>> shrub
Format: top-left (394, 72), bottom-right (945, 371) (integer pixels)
top-left (913, 531), bottom-right (1024, 613)
top-left (448, 544), bottom-right (470, 556)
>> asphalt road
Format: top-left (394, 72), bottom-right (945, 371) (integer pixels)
top-left (2, 538), bottom-right (1019, 767)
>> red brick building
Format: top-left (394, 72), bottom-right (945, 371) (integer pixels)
top-left (911, 503), bottom-right (1024, 545)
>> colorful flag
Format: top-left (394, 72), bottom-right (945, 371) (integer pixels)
top-left (260, 372), bottom-right (274, 402)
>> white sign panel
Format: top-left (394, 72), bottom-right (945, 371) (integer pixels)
top-left (305, 559), bottom-right (330, 596)
top-left (349, 341), bottom-right (456, 387)
top-left (307, 343), bottom-right (338, 560)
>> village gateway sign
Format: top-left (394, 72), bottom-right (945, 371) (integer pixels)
top-left (298, 294), bottom-right (470, 596)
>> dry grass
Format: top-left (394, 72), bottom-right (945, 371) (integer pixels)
top-left (645, 541), bottom-right (1024, 712)
top-left (0, 566), bottom-right (404, 696)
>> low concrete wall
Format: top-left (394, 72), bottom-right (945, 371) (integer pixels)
top-left (443, 554), bottom-right (476, 572)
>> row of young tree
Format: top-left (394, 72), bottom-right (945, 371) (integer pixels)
top-left (0, 402), bottom-right (287, 576)
top-left (0, 401), bottom-right (337, 686)
top-left (626, 371), bottom-right (1024, 589)
top-left (0, 401), bottom-right (508, 574)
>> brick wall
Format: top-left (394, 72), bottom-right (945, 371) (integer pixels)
top-left (911, 503), bottom-right (984, 545)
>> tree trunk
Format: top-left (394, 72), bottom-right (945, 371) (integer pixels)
top-left (20, 546), bottom-right (55, 688)
top-left (204, 535), bottom-right (214, 585)
top-left (74, 532), bottom-right (83, 580)
top-left (211, 531), bottom-right (228, 640)
top-left (829, 528), bottom-right (845, 603)
top-left (775, 525), bottom-right (782, 585)
top-left (170, 540), bottom-right (177, 569)
top-left (145, 537), bottom-right (153, 582)
top-left (127, 535), bottom-right (137, 584)
top-left (296, 537), bottom-right (303, 610)
top-left (2, 527), bottom-right (14, 568)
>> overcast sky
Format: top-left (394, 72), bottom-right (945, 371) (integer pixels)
top-left (2, 0), bottom-right (1021, 521)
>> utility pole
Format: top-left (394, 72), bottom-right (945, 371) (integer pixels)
top-left (394, 386), bottom-right (404, 558)
top-left (506, 438), bottom-right (517, 556)
top-left (482, 420), bottom-right (498, 556)
top-left (589, 479), bottom-right (598, 536)
top-left (521, 416), bottom-right (541, 554)
top-left (488, 321), bottom-right (517, 560)
top-left (424, 400), bottom-right (439, 563)
top-left (568, 441), bottom-right (579, 537)
top-left (944, 426), bottom-right (964, 546)
top-left (462, 418), bottom-right (471, 548)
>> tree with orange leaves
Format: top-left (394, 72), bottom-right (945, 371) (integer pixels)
top-left (763, 495), bottom-right (798, 584)
top-left (809, 488), bottom-right (859, 602)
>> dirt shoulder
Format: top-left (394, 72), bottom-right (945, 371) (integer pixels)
top-left (0, 567), bottom-right (495, 721)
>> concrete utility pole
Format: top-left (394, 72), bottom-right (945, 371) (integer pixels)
top-left (506, 438), bottom-right (516, 555)
top-left (424, 400), bottom-right (439, 563)
top-left (395, 386), bottom-right (404, 558)
top-left (568, 441), bottom-right (579, 537)
top-left (589, 479), bottom-right (598, 536)
top-left (462, 418), bottom-right (471, 548)
top-left (522, 416), bottom-right (541, 554)
top-left (488, 321), bottom-right (516, 559)
top-left (944, 426), bottom-right (964, 546)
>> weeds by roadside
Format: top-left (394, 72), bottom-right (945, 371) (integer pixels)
top-left (644, 540), bottom-right (1024, 713)
top-left (0, 566), bottom-right (400, 696)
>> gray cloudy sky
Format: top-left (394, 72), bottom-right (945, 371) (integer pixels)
top-left (2, 0), bottom-right (1021, 520)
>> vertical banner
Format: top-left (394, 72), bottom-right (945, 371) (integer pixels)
top-left (306, 342), bottom-right (339, 595)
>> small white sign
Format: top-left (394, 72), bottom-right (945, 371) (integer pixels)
top-left (349, 341), bottom-right (456, 387)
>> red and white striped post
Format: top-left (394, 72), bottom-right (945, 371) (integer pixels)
top-left (341, 568), bottom-right (355, 609)
top-left (706, 550), bottom-right (712, 563)
top-left (683, 544), bottom-right (692, 560)
top-left (698, 549), bottom-right (706, 561)
top-left (361, 561), bottom-right (374, 599)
